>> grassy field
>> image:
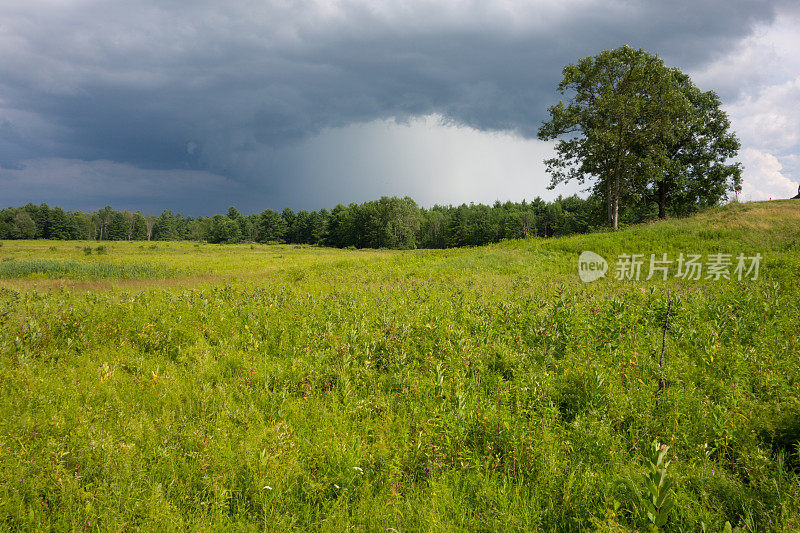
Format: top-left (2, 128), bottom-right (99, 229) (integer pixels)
top-left (1, 200), bottom-right (799, 531)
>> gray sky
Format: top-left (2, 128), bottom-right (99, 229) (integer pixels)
top-left (1, 0), bottom-right (798, 215)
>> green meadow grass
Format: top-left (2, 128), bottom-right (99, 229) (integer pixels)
top-left (0, 201), bottom-right (799, 531)
top-left (0, 259), bottom-right (176, 281)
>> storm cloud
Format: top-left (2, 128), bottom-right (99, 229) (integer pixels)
top-left (0, 0), bottom-right (797, 213)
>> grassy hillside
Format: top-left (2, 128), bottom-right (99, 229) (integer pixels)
top-left (1, 200), bottom-right (799, 531)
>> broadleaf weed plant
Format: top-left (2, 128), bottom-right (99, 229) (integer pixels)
top-left (619, 440), bottom-right (676, 530)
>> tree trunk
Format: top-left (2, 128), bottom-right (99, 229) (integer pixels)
top-left (658, 180), bottom-right (667, 219)
top-left (145, 218), bottom-right (155, 241)
top-left (610, 123), bottom-right (625, 230)
top-left (126, 212), bottom-right (134, 241)
top-left (611, 173), bottom-right (620, 230)
top-left (612, 182), bottom-right (619, 230)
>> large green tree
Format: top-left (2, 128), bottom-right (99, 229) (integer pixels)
top-left (13, 211), bottom-right (37, 239)
top-left (152, 210), bottom-right (181, 241)
top-left (107, 211), bottom-right (131, 240)
top-left (638, 69), bottom-right (742, 218)
top-left (257, 209), bottom-right (288, 243)
top-left (538, 46), bottom-right (737, 229)
top-left (208, 214), bottom-right (241, 244)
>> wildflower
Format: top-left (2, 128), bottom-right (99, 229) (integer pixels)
top-left (353, 466), bottom-right (363, 474)
top-left (263, 485), bottom-right (272, 491)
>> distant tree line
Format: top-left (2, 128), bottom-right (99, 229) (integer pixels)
top-left (0, 192), bottom-right (713, 249)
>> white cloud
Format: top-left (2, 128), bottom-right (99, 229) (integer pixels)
top-left (738, 148), bottom-right (796, 201)
top-left (728, 78), bottom-right (800, 152)
top-left (693, 5), bottom-right (800, 201)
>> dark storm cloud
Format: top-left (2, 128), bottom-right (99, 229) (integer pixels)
top-left (0, 0), bottom-right (785, 212)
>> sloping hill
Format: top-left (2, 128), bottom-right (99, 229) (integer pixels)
top-left (530, 199), bottom-right (800, 256)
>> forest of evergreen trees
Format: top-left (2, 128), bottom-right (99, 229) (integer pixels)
top-left (0, 194), bottom-right (653, 249)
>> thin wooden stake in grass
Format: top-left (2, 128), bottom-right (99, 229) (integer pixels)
top-left (656, 295), bottom-right (672, 408)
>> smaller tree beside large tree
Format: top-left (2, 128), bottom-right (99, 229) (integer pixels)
top-left (642, 69), bottom-right (741, 218)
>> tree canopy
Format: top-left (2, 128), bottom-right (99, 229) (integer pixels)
top-left (538, 46), bottom-right (741, 229)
